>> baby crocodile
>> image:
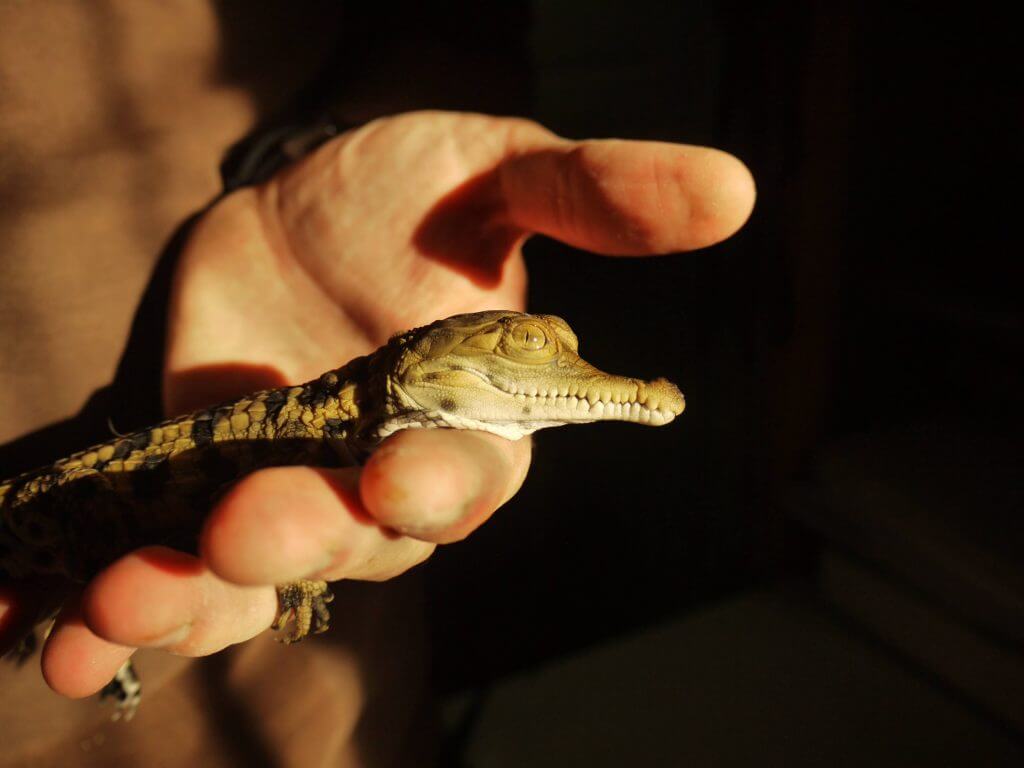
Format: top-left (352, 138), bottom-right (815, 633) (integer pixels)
top-left (0, 310), bottom-right (684, 713)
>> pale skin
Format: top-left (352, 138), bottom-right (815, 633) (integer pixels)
top-left (1, 111), bottom-right (755, 699)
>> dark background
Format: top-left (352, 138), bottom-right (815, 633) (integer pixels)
top-left (348, 1), bottom-right (1020, 764)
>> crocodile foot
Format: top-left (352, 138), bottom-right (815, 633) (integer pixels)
top-left (272, 579), bottom-right (334, 643)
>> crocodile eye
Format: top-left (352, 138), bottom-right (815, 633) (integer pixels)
top-left (516, 323), bottom-right (547, 351)
top-left (500, 320), bottom-right (557, 362)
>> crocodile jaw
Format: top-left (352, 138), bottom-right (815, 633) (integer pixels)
top-left (379, 368), bottom-right (685, 441)
top-left (481, 373), bottom-right (685, 428)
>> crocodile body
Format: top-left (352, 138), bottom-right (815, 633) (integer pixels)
top-left (0, 310), bottom-right (684, 711)
top-left (0, 358), bottom-right (369, 586)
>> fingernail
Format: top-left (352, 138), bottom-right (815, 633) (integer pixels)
top-left (390, 497), bottom-right (477, 538)
top-left (146, 623), bottom-right (191, 648)
top-left (364, 431), bottom-right (520, 543)
top-left (389, 448), bottom-right (482, 530)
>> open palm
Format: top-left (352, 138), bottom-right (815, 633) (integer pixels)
top-left (37, 111), bottom-right (755, 699)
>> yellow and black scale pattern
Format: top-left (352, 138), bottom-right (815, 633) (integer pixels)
top-left (0, 355), bottom-right (371, 596)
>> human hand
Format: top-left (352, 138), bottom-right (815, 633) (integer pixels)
top-left (30, 111), bottom-right (754, 698)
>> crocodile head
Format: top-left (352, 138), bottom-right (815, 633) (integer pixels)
top-left (365, 310), bottom-right (685, 442)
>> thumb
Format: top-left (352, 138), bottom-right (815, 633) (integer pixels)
top-left (499, 136), bottom-right (756, 255)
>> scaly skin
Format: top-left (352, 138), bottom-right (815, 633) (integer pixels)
top-left (0, 310), bottom-right (684, 710)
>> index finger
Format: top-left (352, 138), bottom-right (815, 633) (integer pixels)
top-left (360, 428), bottom-right (532, 544)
